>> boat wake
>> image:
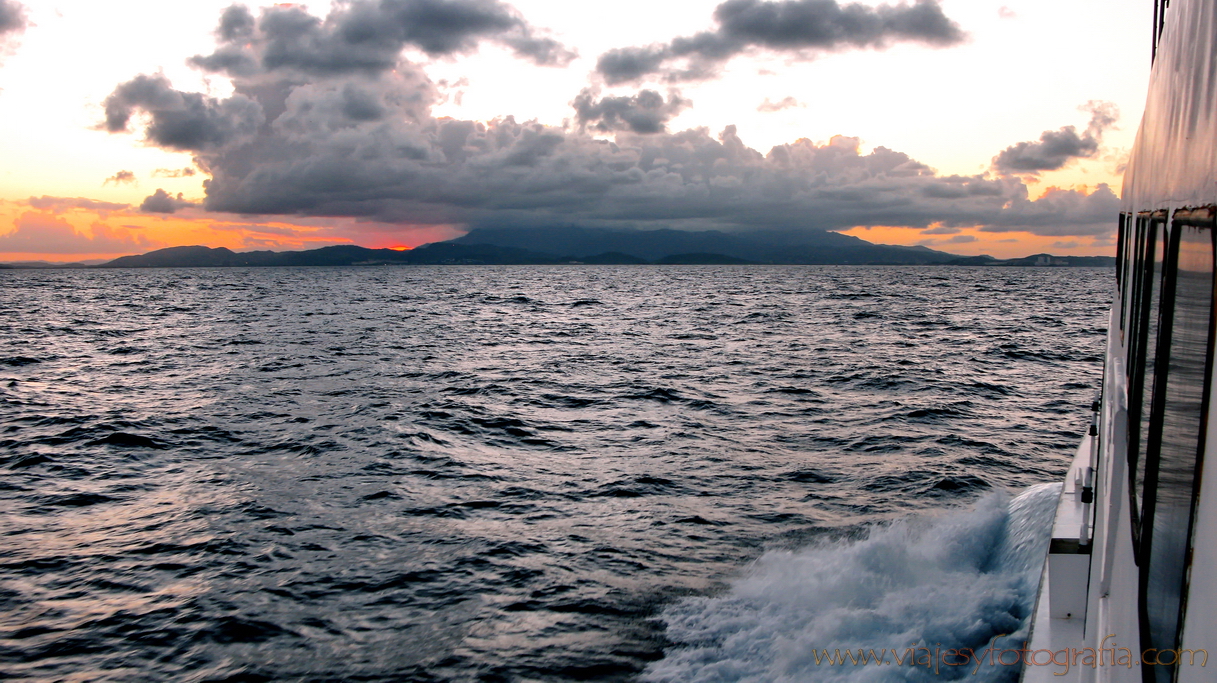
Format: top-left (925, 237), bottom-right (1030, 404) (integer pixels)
top-left (645, 483), bottom-right (1062, 682)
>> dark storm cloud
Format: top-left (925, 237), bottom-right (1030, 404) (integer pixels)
top-left (992, 101), bottom-right (1119, 174)
top-left (595, 47), bottom-right (670, 85)
top-left (0, 0), bottom-right (26, 38)
top-left (595, 0), bottom-right (964, 84)
top-left (0, 0), bottom-right (28, 69)
top-left (993, 128), bottom-right (1098, 173)
top-left (140, 189), bottom-right (196, 214)
top-left (572, 89), bottom-right (691, 134)
top-left (189, 0), bottom-right (574, 79)
top-left (101, 2), bottom-right (1113, 242)
top-left (715, 0), bottom-right (963, 48)
top-left (218, 4), bottom-right (256, 42)
top-left (978, 184), bottom-right (1120, 236)
top-left (106, 75), bottom-right (1116, 238)
top-left (102, 73), bottom-right (264, 152)
top-left (497, 30), bottom-right (574, 66)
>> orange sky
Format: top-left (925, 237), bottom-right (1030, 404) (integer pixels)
top-left (0, 0), bottom-right (1147, 263)
top-left (0, 138), bottom-right (1124, 262)
top-left (0, 184), bottom-right (1119, 262)
top-left (0, 199), bottom-right (462, 262)
top-left (840, 222), bottom-right (1114, 260)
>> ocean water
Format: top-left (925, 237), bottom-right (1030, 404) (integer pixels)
top-left (0, 265), bottom-right (1111, 682)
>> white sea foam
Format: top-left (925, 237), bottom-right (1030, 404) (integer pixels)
top-left (644, 483), bottom-right (1062, 683)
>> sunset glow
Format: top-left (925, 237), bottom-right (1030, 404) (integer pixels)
top-left (0, 0), bottom-right (1150, 262)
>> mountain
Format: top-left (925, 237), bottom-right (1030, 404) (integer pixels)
top-left (93, 230), bottom-right (1115, 268)
top-left (99, 245), bottom-right (417, 267)
top-left (96, 243), bottom-right (564, 268)
top-left (98, 227), bottom-right (966, 268)
top-left (943, 253), bottom-right (1116, 267)
top-left (0, 260), bottom-right (95, 269)
top-left (449, 226), bottom-right (962, 265)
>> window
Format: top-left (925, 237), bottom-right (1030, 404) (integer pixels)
top-left (1135, 213), bottom-right (1215, 683)
top-left (1129, 214), bottom-right (1169, 548)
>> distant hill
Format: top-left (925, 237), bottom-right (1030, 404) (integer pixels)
top-left (98, 243), bottom-right (568, 268)
top-left (96, 243), bottom-right (605, 268)
top-left (449, 226), bottom-right (962, 265)
top-left (943, 253), bottom-right (1116, 267)
top-left (0, 260), bottom-right (95, 269)
top-left (92, 231), bottom-right (1116, 269)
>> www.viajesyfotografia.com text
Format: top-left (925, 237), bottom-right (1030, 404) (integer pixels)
top-left (812, 635), bottom-right (1207, 676)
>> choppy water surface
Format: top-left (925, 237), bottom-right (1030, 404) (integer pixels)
top-left (0, 266), bottom-right (1110, 682)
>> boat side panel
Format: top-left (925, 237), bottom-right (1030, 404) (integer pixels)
top-left (1092, 307), bottom-right (1144, 683)
top-left (1175, 387), bottom-right (1217, 682)
top-left (1123, 0), bottom-right (1217, 211)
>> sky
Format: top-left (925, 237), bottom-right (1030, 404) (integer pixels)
top-left (0, 0), bottom-right (1151, 262)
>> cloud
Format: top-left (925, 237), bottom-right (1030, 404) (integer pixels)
top-left (153, 167), bottom-right (197, 178)
top-left (920, 224), bottom-right (960, 235)
top-left (188, 0), bottom-right (574, 79)
top-left (103, 170), bottom-right (137, 186)
top-left (595, 0), bottom-right (965, 85)
top-left (978, 184), bottom-right (1120, 236)
top-left (101, 73), bottom-right (264, 152)
top-left (757, 96), bottom-right (804, 112)
top-left (918, 231), bottom-right (976, 246)
top-left (992, 101), bottom-right (1119, 174)
top-left (572, 88), bottom-right (691, 134)
top-left (596, 46), bottom-right (672, 85)
top-left (27, 196), bottom-right (130, 212)
top-left (0, 0), bottom-right (26, 54)
top-left (0, 212), bottom-right (154, 254)
top-left (99, 2), bottom-right (1115, 244)
top-left (140, 189), bottom-right (197, 214)
top-left (993, 129), bottom-right (1096, 174)
top-left (998, 6), bottom-right (1016, 19)
top-left (211, 222), bottom-right (307, 238)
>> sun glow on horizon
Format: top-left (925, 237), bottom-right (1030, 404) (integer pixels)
top-left (0, 0), bottom-right (1147, 261)
top-left (0, 199), bottom-right (464, 263)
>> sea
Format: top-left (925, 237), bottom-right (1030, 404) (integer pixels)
top-left (0, 265), bottom-right (1111, 683)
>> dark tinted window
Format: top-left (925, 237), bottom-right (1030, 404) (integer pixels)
top-left (1127, 217), bottom-right (1149, 343)
top-left (1127, 217), bottom-right (1153, 371)
top-left (1130, 218), bottom-right (1169, 538)
top-left (1118, 214), bottom-right (1126, 284)
top-left (1140, 222), bottom-right (1214, 682)
top-left (1118, 215), bottom-right (1130, 332)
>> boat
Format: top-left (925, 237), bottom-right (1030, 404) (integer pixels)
top-left (1022, 0), bottom-right (1217, 681)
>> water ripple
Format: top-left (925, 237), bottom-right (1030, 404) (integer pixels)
top-left (0, 265), bottom-right (1110, 681)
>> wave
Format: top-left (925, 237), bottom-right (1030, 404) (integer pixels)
top-left (644, 483), bottom-right (1060, 683)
